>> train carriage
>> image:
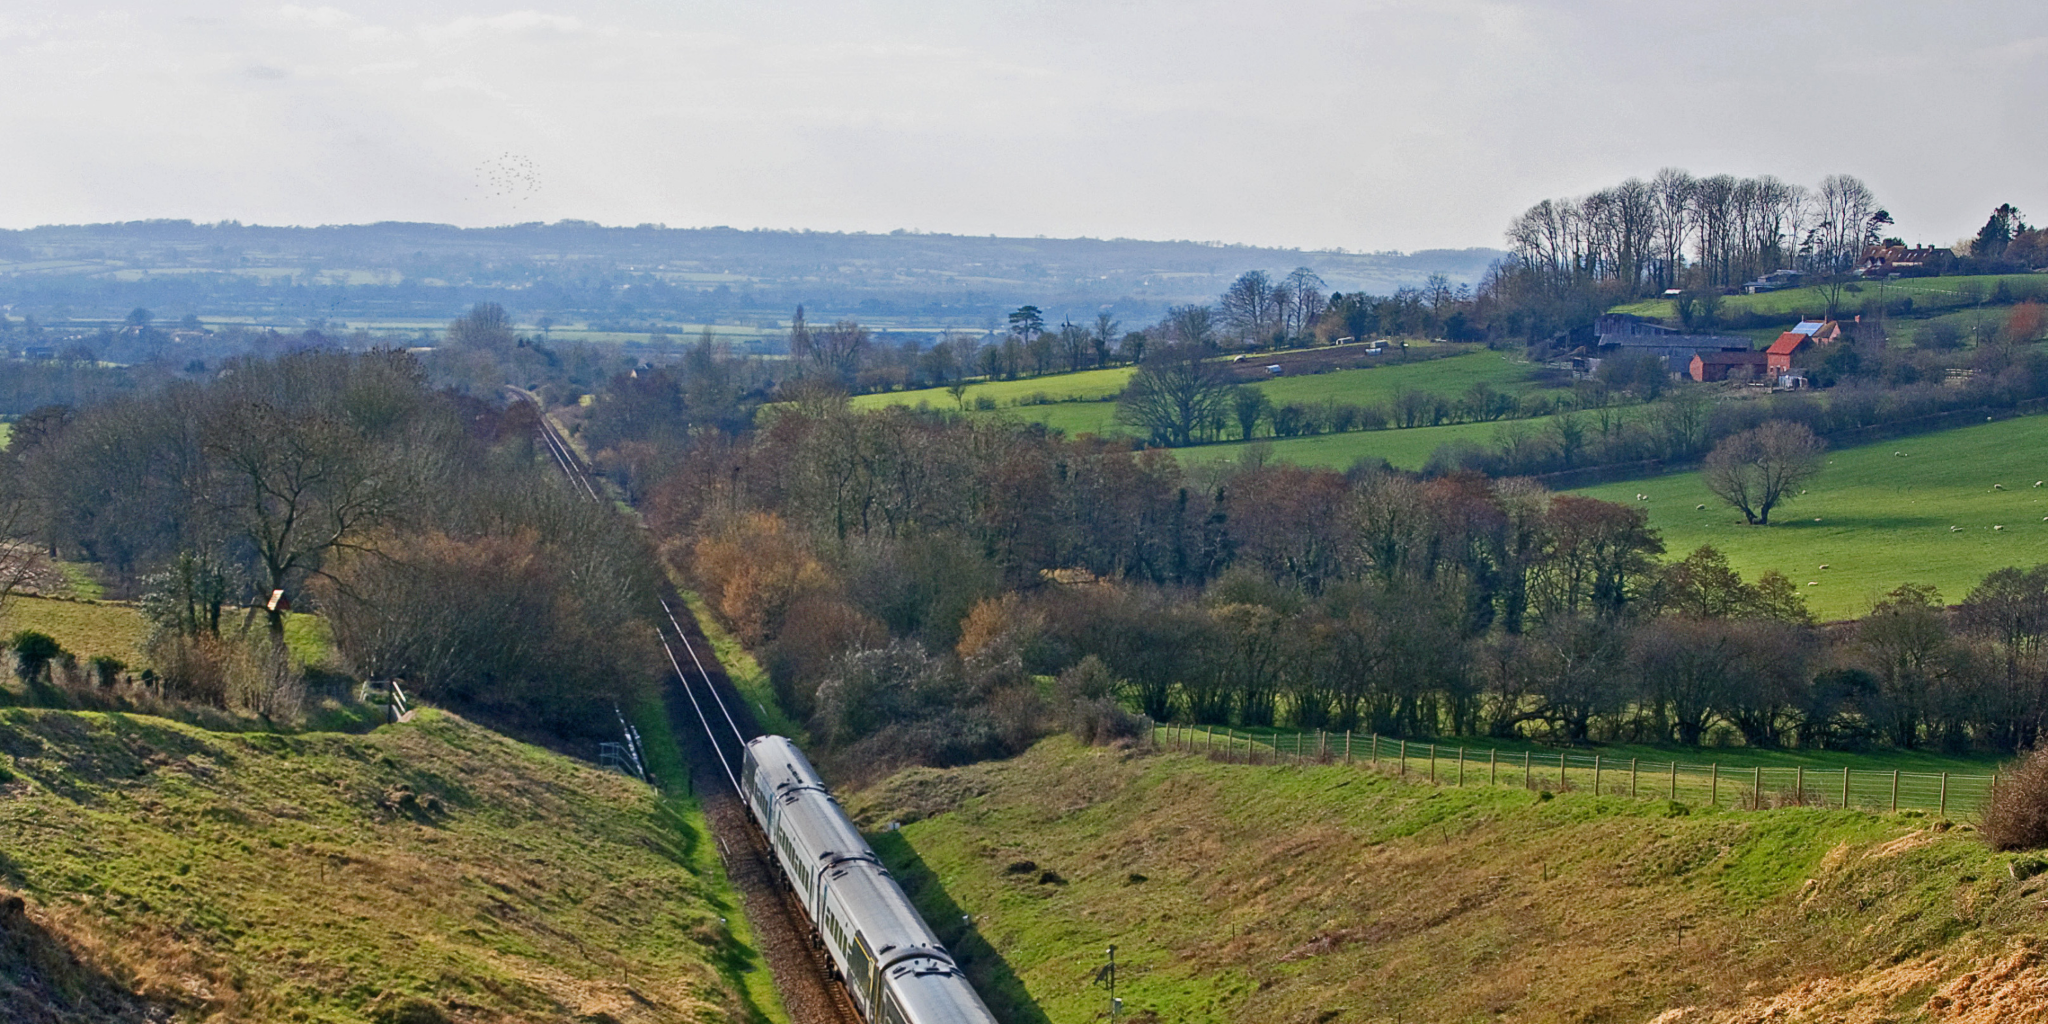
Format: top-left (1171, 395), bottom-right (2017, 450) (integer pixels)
top-left (741, 737), bottom-right (999, 1024)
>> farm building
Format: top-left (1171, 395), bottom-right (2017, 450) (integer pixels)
top-left (1689, 349), bottom-right (1770, 382)
top-left (1861, 244), bottom-right (1952, 278)
top-left (1743, 268), bottom-right (1804, 293)
top-left (1766, 319), bottom-right (1843, 374)
top-left (1590, 314), bottom-right (1753, 375)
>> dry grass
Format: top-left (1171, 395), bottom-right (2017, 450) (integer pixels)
top-left (0, 707), bottom-right (778, 1024)
top-left (849, 737), bottom-right (2048, 1024)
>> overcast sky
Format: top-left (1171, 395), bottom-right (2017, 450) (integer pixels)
top-left (2, 1), bottom-right (2042, 252)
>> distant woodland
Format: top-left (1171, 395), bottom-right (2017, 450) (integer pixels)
top-left (6, 172), bottom-right (2048, 776)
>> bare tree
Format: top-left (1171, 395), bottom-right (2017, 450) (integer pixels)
top-left (1115, 344), bottom-right (1235, 447)
top-left (1219, 272), bottom-right (1278, 346)
top-left (1702, 421), bottom-right (1825, 525)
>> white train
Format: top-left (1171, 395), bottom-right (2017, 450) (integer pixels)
top-left (741, 736), bottom-right (1000, 1024)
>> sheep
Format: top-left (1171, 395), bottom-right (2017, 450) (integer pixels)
top-left (1696, 503), bottom-right (1707, 510)
top-left (2036, 481), bottom-right (2044, 488)
top-left (1995, 484), bottom-right (2007, 491)
top-left (1807, 581), bottom-right (1820, 586)
top-left (1819, 564), bottom-right (1830, 570)
top-left (1996, 525), bottom-right (2006, 531)
top-left (1952, 526), bottom-right (1965, 532)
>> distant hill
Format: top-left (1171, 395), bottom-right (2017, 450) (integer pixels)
top-left (0, 220), bottom-right (1502, 335)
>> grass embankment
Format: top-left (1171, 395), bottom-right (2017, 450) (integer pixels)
top-left (1574, 414), bottom-right (2048, 620)
top-left (848, 737), bottom-right (2048, 1024)
top-left (0, 707), bottom-right (779, 1024)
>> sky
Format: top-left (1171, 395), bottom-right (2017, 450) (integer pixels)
top-left (2, 1), bottom-right (2043, 253)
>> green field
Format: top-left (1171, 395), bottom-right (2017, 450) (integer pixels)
top-left (1575, 415), bottom-right (2048, 619)
top-left (847, 736), bottom-right (2031, 1024)
top-left (0, 595), bottom-right (340, 673)
top-left (0, 595), bottom-right (151, 670)
top-left (0, 707), bottom-right (777, 1023)
top-left (850, 365), bottom-right (1137, 413)
top-left (850, 352), bottom-right (1555, 453)
top-left (1178, 418), bottom-right (1511, 470)
top-left (1608, 273), bottom-right (2045, 322)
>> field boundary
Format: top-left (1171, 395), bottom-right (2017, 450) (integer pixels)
top-left (1151, 724), bottom-right (1997, 816)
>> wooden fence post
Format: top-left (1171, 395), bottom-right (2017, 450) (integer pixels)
top-left (1754, 765), bottom-right (1763, 809)
top-left (1399, 739), bottom-right (1407, 778)
top-left (1593, 754), bottom-right (1602, 796)
top-left (1631, 758), bottom-right (1639, 798)
top-left (1891, 769), bottom-right (1899, 813)
top-left (1560, 752), bottom-right (1567, 789)
top-left (1429, 743), bottom-right (1437, 784)
top-left (1669, 760), bottom-right (1678, 800)
top-left (1524, 750), bottom-right (1532, 789)
top-left (1345, 730), bottom-right (1353, 765)
top-left (1842, 766), bottom-right (1851, 810)
top-left (1796, 765), bottom-right (1804, 805)
top-left (1371, 734), bottom-right (1379, 768)
top-left (1489, 747), bottom-right (1498, 785)
top-left (1711, 763), bottom-right (1719, 806)
top-left (1457, 749), bottom-right (1465, 787)
top-left (1940, 772), bottom-right (1949, 818)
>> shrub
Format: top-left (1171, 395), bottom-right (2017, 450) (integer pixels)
top-left (8, 630), bottom-right (63, 684)
top-left (1983, 746), bottom-right (2048, 850)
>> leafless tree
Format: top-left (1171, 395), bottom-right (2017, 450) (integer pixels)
top-left (1115, 344), bottom-right (1235, 447)
top-left (1702, 420), bottom-right (1825, 525)
top-left (1219, 271), bottom-right (1279, 346)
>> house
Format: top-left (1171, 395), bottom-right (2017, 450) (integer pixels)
top-left (1689, 349), bottom-right (1770, 382)
top-left (1765, 320), bottom-right (1842, 375)
top-left (1862, 245), bottom-right (1951, 278)
top-left (1743, 269), bottom-right (1805, 294)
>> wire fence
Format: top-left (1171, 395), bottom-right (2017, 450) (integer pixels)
top-left (1150, 723), bottom-right (1999, 817)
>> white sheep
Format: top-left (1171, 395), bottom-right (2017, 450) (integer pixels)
top-left (1952, 526), bottom-right (1965, 532)
top-left (1696, 503), bottom-right (1706, 510)
top-left (1819, 564), bottom-right (1830, 570)
top-left (1996, 525), bottom-right (2006, 531)
top-left (1995, 484), bottom-right (2007, 491)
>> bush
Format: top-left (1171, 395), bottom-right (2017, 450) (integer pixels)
top-left (1984, 746), bottom-right (2048, 850)
top-left (8, 630), bottom-right (63, 684)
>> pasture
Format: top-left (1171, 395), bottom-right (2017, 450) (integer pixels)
top-left (850, 351), bottom-right (1554, 450)
top-left (1179, 419), bottom-right (1508, 470)
top-left (1607, 273), bottom-right (2045, 322)
top-left (1575, 415), bottom-right (2048, 619)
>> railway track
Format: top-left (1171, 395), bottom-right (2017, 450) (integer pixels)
top-left (511, 389), bottom-right (863, 1024)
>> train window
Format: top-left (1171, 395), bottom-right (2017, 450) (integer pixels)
top-left (878, 989), bottom-right (909, 1024)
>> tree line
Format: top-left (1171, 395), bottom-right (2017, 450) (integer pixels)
top-left (617, 396), bottom-right (2048, 774)
top-left (2, 334), bottom-right (663, 736)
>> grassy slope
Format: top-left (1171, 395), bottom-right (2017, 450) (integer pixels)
top-left (0, 595), bottom-right (340, 673)
top-left (1178, 419), bottom-right (1510, 470)
top-left (0, 707), bottom-right (776, 1024)
top-left (1606, 273), bottom-right (2044, 321)
top-left (1574, 415), bottom-right (2048, 620)
top-left (849, 353), bottom-right (1548, 448)
top-left (848, 737), bottom-right (2041, 1024)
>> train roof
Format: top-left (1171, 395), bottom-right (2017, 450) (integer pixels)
top-left (746, 735), bottom-right (827, 793)
top-left (885, 958), bottom-right (1001, 1024)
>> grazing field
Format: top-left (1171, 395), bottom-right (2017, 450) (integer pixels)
top-left (0, 595), bottom-right (151, 670)
top-left (0, 595), bottom-right (340, 673)
top-left (1607, 273), bottom-right (2045, 322)
top-left (1253, 350), bottom-right (1540, 406)
top-left (848, 736), bottom-right (2040, 1024)
top-left (1574, 415), bottom-right (2048, 619)
top-left (850, 352), bottom-right (1553, 452)
top-left (0, 707), bottom-right (779, 1024)
top-left (1179, 419), bottom-right (1510, 470)
top-left (850, 366), bottom-right (1137, 413)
